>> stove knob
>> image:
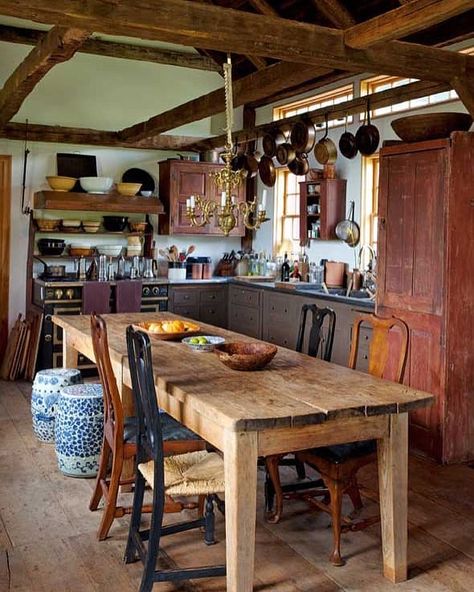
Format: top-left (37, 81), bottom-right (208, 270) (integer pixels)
top-left (143, 287), bottom-right (150, 297)
top-left (152, 287), bottom-right (160, 296)
top-left (54, 289), bottom-right (63, 300)
top-left (66, 289), bottom-right (74, 300)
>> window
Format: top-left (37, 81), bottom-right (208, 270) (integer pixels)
top-left (360, 47), bottom-right (474, 118)
top-left (273, 84), bottom-right (354, 127)
top-left (274, 169), bottom-right (305, 254)
top-left (361, 155), bottom-right (380, 253)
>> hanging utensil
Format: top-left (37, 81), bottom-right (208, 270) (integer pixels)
top-left (355, 98), bottom-right (380, 156)
top-left (339, 114), bottom-right (358, 159)
top-left (335, 201), bottom-right (360, 246)
top-left (314, 114), bottom-right (338, 165)
top-left (288, 152), bottom-right (309, 176)
top-left (275, 131), bottom-right (296, 166)
top-left (21, 119), bottom-right (31, 215)
top-left (258, 155), bottom-right (276, 187)
top-left (291, 119), bottom-right (316, 153)
top-left (262, 128), bottom-right (286, 158)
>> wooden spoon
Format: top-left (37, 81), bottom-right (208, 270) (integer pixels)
top-left (159, 249), bottom-right (170, 260)
top-left (186, 245), bottom-right (196, 258)
top-left (169, 245), bottom-right (178, 261)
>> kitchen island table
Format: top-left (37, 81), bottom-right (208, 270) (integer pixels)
top-left (53, 312), bottom-right (433, 591)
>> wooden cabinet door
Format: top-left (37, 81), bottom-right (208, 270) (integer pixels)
top-left (169, 163), bottom-right (216, 234)
top-left (378, 148), bottom-right (446, 315)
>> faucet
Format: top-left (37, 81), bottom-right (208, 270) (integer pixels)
top-left (358, 244), bottom-right (377, 296)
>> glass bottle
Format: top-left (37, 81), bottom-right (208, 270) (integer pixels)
top-left (281, 252), bottom-right (290, 282)
top-left (290, 260), bottom-right (302, 281)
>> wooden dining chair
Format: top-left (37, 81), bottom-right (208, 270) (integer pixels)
top-left (295, 312), bottom-right (409, 566)
top-left (89, 314), bottom-right (206, 541)
top-left (124, 326), bottom-right (225, 592)
top-left (264, 303), bottom-right (336, 523)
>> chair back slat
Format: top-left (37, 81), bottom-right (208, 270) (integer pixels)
top-left (348, 313), bottom-right (409, 383)
top-left (296, 304), bottom-right (336, 362)
top-left (90, 314), bottom-right (124, 439)
top-left (126, 326), bottom-right (165, 490)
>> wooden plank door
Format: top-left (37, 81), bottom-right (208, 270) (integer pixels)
top-left (0, 156), bottom-right (11, 360)
top-left (377, 147), bottom-right (446, 315)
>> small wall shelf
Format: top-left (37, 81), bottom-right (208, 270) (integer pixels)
top-left (34, 191), bottom-right (164, 215)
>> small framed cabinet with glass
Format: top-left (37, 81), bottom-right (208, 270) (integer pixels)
top-left (299, 179), bottom-right (346, 243)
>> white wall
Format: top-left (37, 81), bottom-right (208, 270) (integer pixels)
top-left (1, 139), bottom-right (241, 326)
top-left (251, 72), bottom-right (470, 267)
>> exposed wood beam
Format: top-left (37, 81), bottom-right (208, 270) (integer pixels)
top-left (0, 0), bottom-right (471, 83)
top-left (183, 79), bottom-right (452, 151)
top-left (345, 0), bottom-right (474, 49)
top-left (0, 26), bottom-right (90, 127)
top-left (0, 122), bottom-right (201, 151)
top-left (0, 24), bottom-right (221, 72)
top-left (248, 0), bottom-right (279, 17)
top-left (311, 0), bottom-right (356, 28)
top-left (119, 62), bottom-right (332, 142)
top-left (450, 74), bottom-right (474, 117)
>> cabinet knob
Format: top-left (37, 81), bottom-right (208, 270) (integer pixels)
top-left (44, 334), bottom-right (52, 342)
top-left (380, 217), bottom-right (386, 228)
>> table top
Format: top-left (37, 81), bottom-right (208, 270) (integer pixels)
top-left (53, 312), bottom-right (433, 432)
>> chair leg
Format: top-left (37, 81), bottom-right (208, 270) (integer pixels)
top-left (204, 495), bottom-right (216, 546)
top-left (294, 457), bottom-right (306, 480)
top-left (347, 477), bottom-right (364, 512)
top-left (96, 449), bottom-right (123, 541)
top-left (139, 486), bottom-right (164, 592)
top-left (265, 455), bottom-right (284, 524)
top-left (265, 467), bottom-right (275, 513)
top-left (325, 478), bottom-right (345, 567)
top-left (197, 494), bottom-right (205, 518)
top-left (89, 437), bottom-right (111, 511)
top-left (124, 470), bottom-right (146, 564)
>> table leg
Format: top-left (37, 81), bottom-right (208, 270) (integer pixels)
top-left (224, 431), bottom-right (258, 592)
top-left (62, 330), bottom-right (78, 368)
top-left (377, 413), bottom-right (408, 583)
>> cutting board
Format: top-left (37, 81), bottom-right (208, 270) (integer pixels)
top-left (0, 314), bottom-right (22, 380)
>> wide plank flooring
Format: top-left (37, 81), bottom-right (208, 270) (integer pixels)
top-left (1, 379), bottom-right (473, 591)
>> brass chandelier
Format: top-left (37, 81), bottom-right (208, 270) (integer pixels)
top-left (186, 55), bottom-right (268, 236)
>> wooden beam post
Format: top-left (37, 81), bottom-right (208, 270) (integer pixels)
top-left (311, 0), bottom-right (356, 28)
top-left (119, 62), bottom-right (332, 142)
top-left (0, 0), bottom-right (470, 82)
top-left (0, 26), bottom-right (91, 127)
top-left (345, 0), bottom-right (474, 49)
top-left (450, 74), bottom-right (474, 118)
top-left (0, 24), bottom-right (221, 72)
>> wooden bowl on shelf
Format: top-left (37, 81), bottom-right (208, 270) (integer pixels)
top-left (46, 176), bottom-right (76, 192)
top-left (35, 218), bottom-right (61, 231)
top-left (214, 342), bottom-right (277, 371)
top-left (391, 112), bottom-right (472, 143)
top-left (117, 182), bottom-right (142, 196)
top-left (69, 246), bottom-right (94, 257)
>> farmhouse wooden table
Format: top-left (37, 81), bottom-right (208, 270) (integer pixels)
top-left (53, 312), bottom-right (433, 591)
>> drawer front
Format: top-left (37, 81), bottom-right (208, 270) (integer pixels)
top-left (230, 286), bottom-right (260, 308)
top-left (229, 304), bottom-right (261, 339)
top-left (171, 288), bottom-right (199, 306)
top-left (200, 287), bottom-right (226, 304)
top-left (172, 304), bottom-right (200, 321)
top-left (199, 304), bottom-right (227, 329)
top-left (264, 324), bottom-right (295, 349)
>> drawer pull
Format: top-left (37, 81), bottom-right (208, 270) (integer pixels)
top-left (44, 334), bottom-right (52, 342)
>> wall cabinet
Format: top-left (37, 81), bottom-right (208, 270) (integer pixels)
top-left (158, 160), bottom-right (246, 236)
top-left (168, 284), bottom-right (228, 329)
top-left (299, 179), bottom-right (346, 243)
top-left (377, 132), bottom-right (474, 463)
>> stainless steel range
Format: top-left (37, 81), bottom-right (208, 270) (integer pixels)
top-left (33, 279), bottom-right (169, 371)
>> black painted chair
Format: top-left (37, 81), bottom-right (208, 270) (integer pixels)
top-left (264, 303), bottom-right (336, 523)
top-left (124, 326), bottom-right (226, 592)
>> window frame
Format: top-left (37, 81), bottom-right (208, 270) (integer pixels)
top-left (360, 154), bottom-right (380, 254)
top-left (273, 168), bottom-right (305, 254)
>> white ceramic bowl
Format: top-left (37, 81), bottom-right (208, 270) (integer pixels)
top-left (140, 190), bottom-right (153, 197)
top-left (182, 335), bottom-right (225, 353)
top-left (79, 176), bottom-right (113, 194)
top-left (62, 219), bottom-right (81, 228)
top-left (96, 245), bottom-right (123, 256)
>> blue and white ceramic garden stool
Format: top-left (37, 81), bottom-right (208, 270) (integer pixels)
top-left (31, 368), bottom-right (82, 443)
top-left (55, 383), bottom-right (104, 478)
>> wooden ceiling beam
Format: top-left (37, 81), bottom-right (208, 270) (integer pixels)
top-left (345, 0), bottom-right (474, 49)
top-left (311, 0), bottom-right (356, 28)
top-left (0, 0), bottom-right (470, 83)
top-left (247, 0), bottom-right (279, 17)
top-left (0, 24), bottom-right (221, 72)
top-left (119, 62), bottom-right (332, 142)
top-left (183, 79), bottom-right (452, 151)
top-left (0, 122), bottom-right (201, 150)
top-left (0, 26), bottom-right (91, 127)
top-left (450, 74), bottom-right (474, 117)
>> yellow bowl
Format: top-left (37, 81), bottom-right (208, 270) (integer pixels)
top-left (117, 182), bottom-right (142, 196)
top-left (46, 176), bottom-right (76, 192)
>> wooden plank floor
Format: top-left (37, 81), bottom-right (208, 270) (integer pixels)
top-left (1, 380), bottom-right (473, 591)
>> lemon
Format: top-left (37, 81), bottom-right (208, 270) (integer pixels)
top-left (189, 337), bottom-right (200, 344)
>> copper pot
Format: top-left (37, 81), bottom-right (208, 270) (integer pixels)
top-left (287, 153), bottom-right (309, 176)
top-left (314, 115), bottom-right (337, 165)
top-left (291, 120), bottom-right (316, 153)
top-left (243, 152), bottom-right (259, 178)
top-left (356, 99), bottom-right (380, 156)
top-left (276, 142), bottom-right (296, 166)
top-left (258, 155), bottom-right (276, 187)
top-left (262, 128), bottom-right (286, 157)
top-left (325, 261), bottom-right (346, 288)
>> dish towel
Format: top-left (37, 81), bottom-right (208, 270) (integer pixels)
top-left (82, 282), bottom-right (111, 315)
top-left (115, 280), bottom-right (143, 313)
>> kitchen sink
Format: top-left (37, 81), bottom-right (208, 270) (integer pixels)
top-left (298, 286), bottom-right (374, 301)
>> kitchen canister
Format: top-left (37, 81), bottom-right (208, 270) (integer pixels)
top-left (55, 383), bottom-right (104, 478)
top-left (168, 261), bottom-right (186, 281)
top-left (31, 368), bottom-right (82, 443)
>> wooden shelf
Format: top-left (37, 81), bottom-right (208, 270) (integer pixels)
top-left (34, 191), bottom-right (165, 214)
top-left (35, 230), bottom-right (143, 236)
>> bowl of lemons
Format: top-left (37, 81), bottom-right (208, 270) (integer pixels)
top-left (134, 319), bottom-right (200, 340)
top-left (182, 335), bottom-right (225, 352)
